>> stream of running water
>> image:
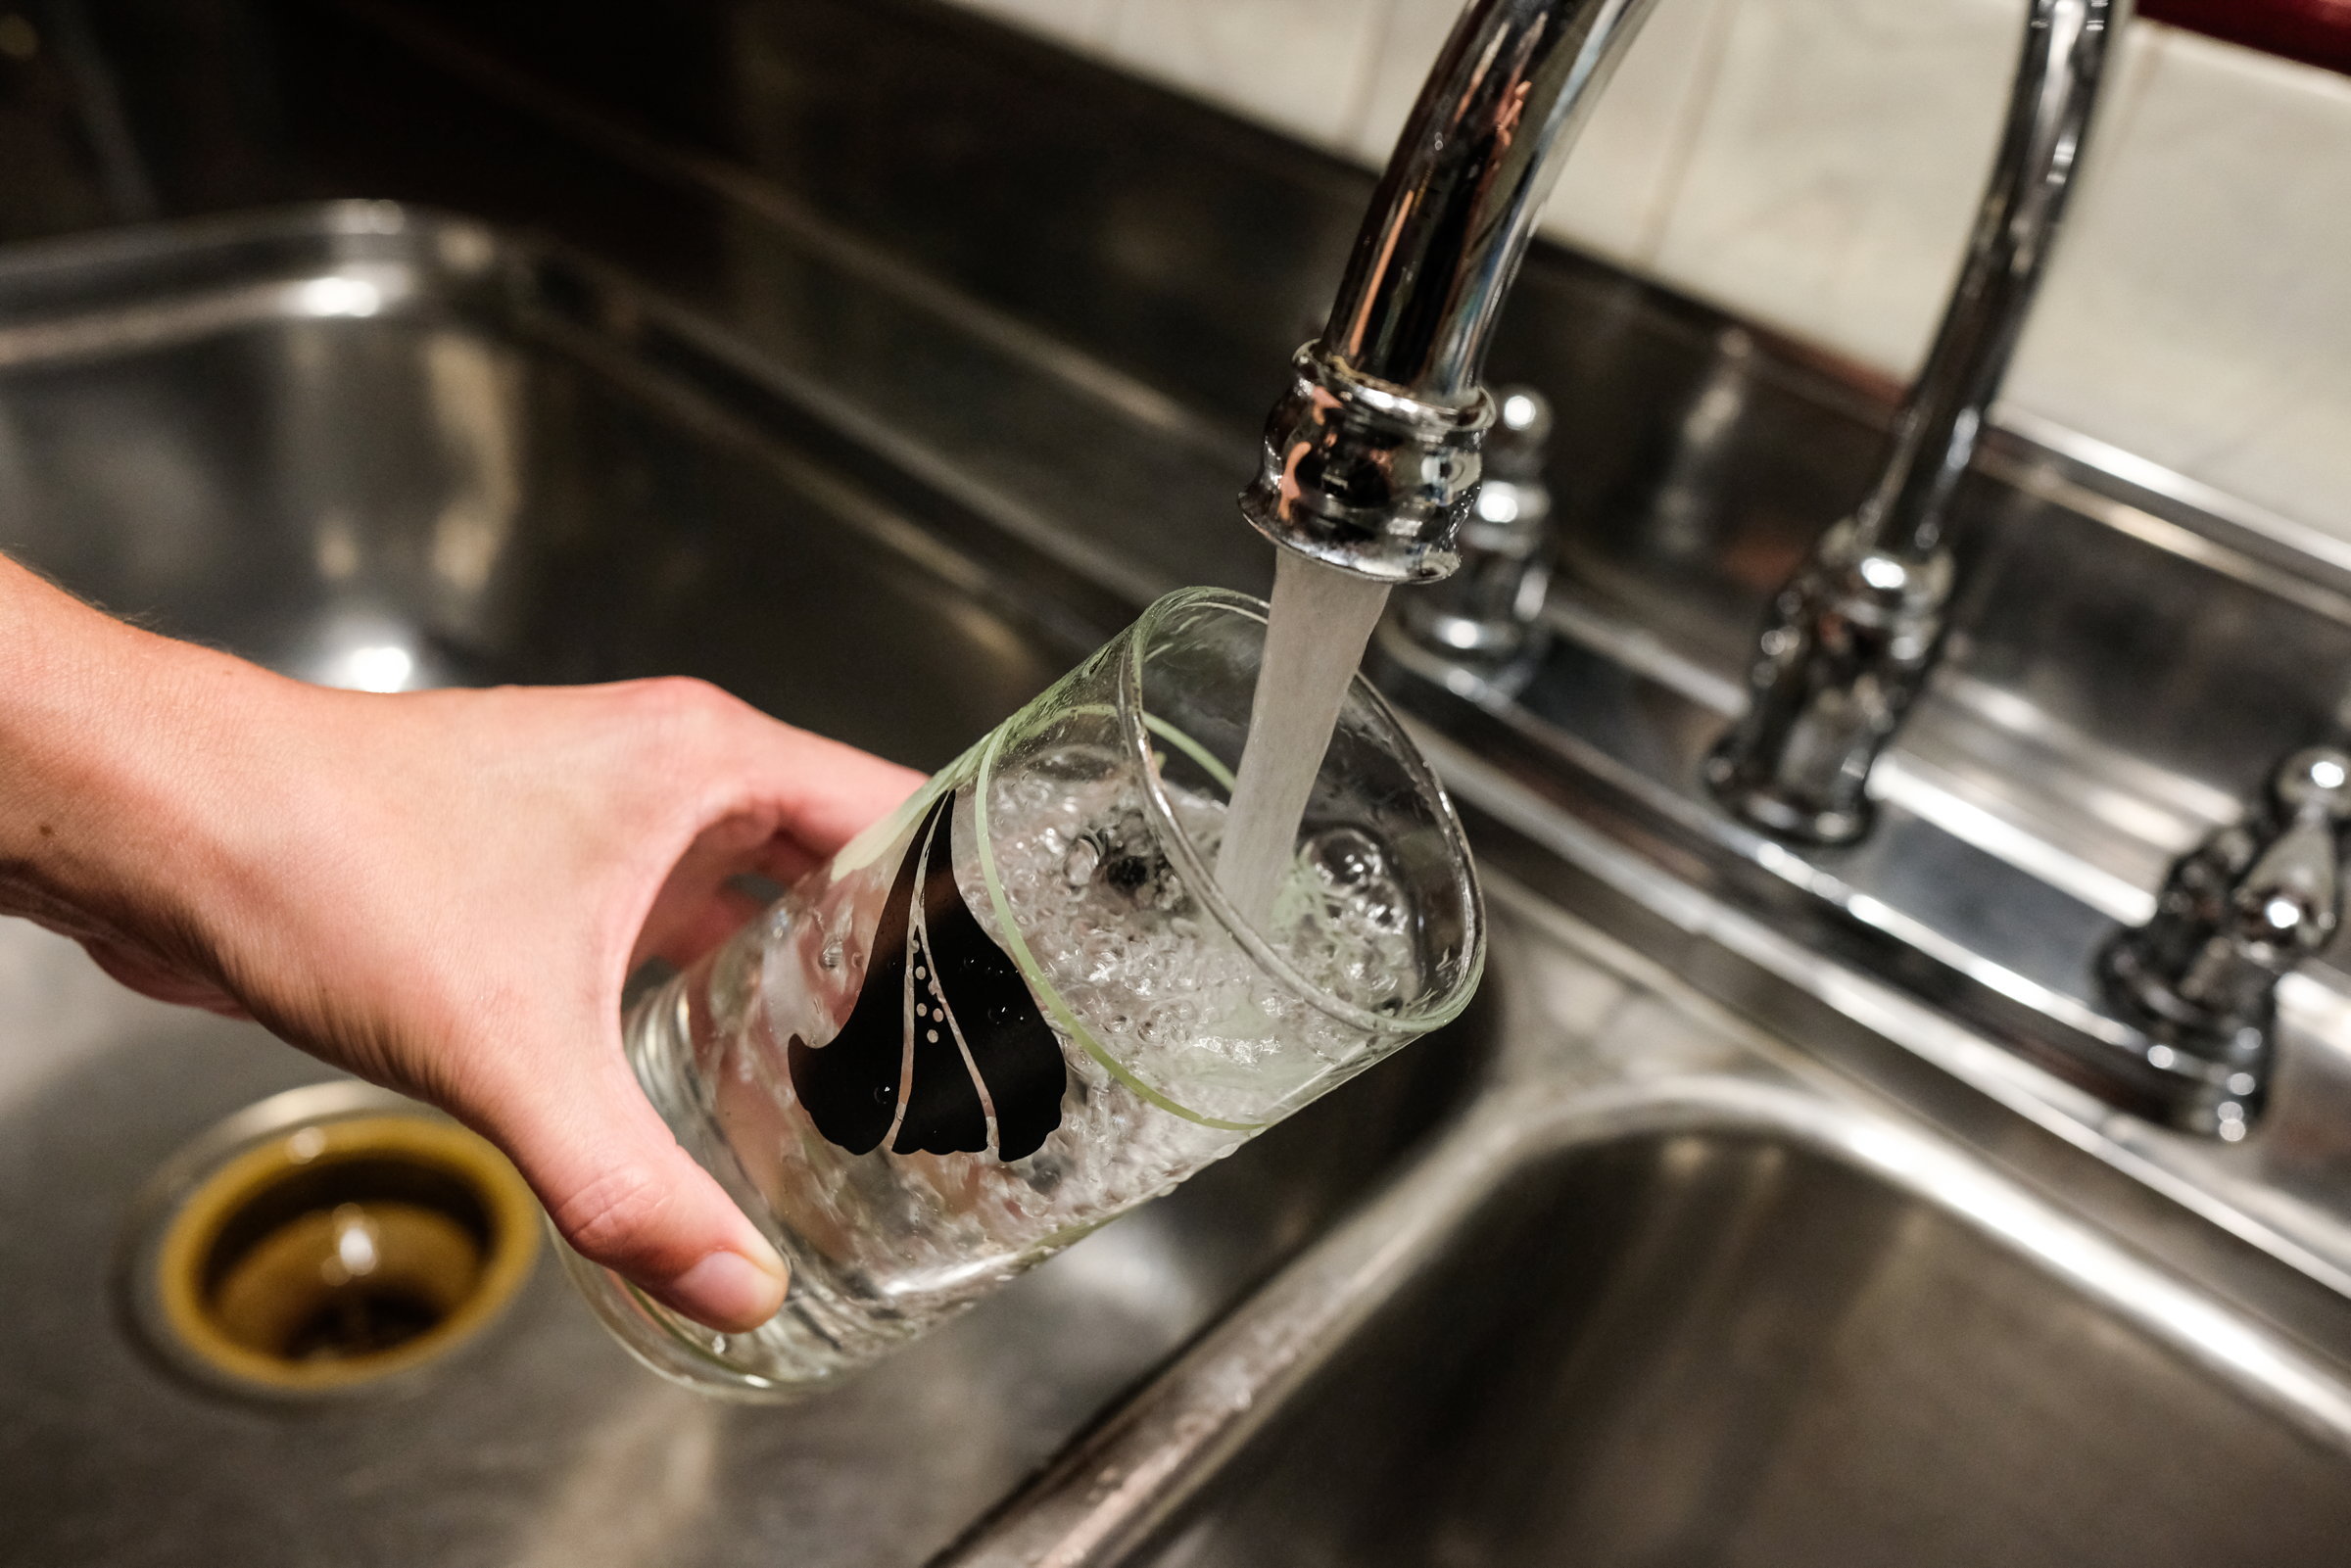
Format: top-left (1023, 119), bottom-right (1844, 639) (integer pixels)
top-left (1212, 549), bottom-right (1393, 932)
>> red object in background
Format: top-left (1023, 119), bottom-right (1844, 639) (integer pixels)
top-left (2140, 0), bottom-right (2351, 77)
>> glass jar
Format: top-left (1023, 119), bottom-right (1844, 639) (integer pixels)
top-left (562, 587), bottom-right (1484, 1398)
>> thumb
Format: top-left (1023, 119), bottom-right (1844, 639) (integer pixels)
top-left (481, 1053), bottom-right (788, 1333)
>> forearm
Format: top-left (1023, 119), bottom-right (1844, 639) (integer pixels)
top-left (0, 556), bottom-right (285, 956)
top-left (0, 552), bottom-right (908, 1327)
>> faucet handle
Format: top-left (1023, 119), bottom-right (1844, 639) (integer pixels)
top-left (2233, 749), bottom-right (2351, 959)
top-left (2099, 746), bottom-right (2351, 1134)
top-left (2272, 747), bottom-right (2351, 821)
top-left (1393, 386), bottom-right (1554, 669)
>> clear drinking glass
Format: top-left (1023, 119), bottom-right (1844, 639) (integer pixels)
top-left (562, 587), bottom-right (1485, 1399)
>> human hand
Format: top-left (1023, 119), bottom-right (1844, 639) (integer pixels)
top-left (0, 564), bottom-right (922, 1332)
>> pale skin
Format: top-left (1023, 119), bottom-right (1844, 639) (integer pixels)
top-left (0, 555), bottom-right (923, 1333)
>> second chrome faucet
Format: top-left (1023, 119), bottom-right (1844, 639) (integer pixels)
top-left (1703, 0), bottom-right (2123, 843)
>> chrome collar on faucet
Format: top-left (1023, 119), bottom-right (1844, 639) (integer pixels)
top-left (1240, 0), bottom-right (1669, 584)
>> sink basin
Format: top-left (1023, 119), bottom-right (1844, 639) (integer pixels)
top-left (1145, 1124), bottom-right (2351, 1567)
top-left (947, 889), bottom-right (2351, 1568)
top-left (0, 205), bottom-right (1491, 1565)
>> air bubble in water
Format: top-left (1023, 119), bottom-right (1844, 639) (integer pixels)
top-left (1308, 826), bottom-right (1386, 890)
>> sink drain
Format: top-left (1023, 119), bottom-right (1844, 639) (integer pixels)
top-left (122, 1082), bottom-right (540, 1400)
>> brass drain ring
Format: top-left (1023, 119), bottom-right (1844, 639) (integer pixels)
top-left (122, 1082), bottom-right (540, 1400)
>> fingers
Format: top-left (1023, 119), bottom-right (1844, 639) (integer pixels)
top-left (631, 689), bottom-right (926, 973)
top-left (467, 687), bottom-right (907, 1330)
top-left (480, 1052), bottom-right (788, 1332)
top-left (630, 819), bottom-right (779, 972)
top-left (694, 695), bottom-right (925, 860)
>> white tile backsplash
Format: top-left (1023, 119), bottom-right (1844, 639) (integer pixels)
top-left (1537, 0), bottom-right (1740, 268)
top-left (2004, 26), bottom-right (2351, 542)
top-left (1345, 0), bottom-right (1462, 165)
top-left (949, 0), bottom-right (1121, 50)
top-left (1098, 0), bottom-right (1389, 150)
top-left (1653, 0), bottom-right (2039, 378)
top-left (937, 0), bottom-right (2351, 547)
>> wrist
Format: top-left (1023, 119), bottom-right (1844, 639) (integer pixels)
top-left (0, 561), bottom-right (298, 956)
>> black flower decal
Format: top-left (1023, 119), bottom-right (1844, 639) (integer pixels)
top-left (788, 793), bottom-right (1068, 1162)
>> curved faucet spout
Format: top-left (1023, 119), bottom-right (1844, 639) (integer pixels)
top-left (1240, 0), bottom-right (1669, 583)
top-left (1865, 0), bottom-right (2119, 567)
top-left (1321, 0), bottom-right (1668, 404)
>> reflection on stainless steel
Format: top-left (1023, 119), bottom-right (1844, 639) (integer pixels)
top-left (0, 207), bottom-right (1488, 1565)
top-left (1394, 385), bottom-right (1555, 675)
top-left (1386, 577), bottom-right (2336, 1139)
top-left (508, 1384), bottom-right (723, 1568)
top-left (1376, 599), bottom-right (2351, 1286)
top-left (2101, 747), bottom-right (2351, 1134)
top-left (1706, 0), bottom-right (2121, 843)
top-left (940, 884), bottom-right (2351, 1568)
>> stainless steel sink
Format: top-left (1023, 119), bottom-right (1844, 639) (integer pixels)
top-left (1145, 1126), bottom-right (2351, 1567)
top-left (0, 205), bottom-right (1490, 1566)
top-left (949, 883), bottom-right (2351, 1568)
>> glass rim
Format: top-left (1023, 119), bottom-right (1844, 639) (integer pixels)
top-left (1115, 585), bottom-right (1487, 1038)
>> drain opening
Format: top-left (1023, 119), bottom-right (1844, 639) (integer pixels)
top-left (126, 1084), bottom-right (540, 1399)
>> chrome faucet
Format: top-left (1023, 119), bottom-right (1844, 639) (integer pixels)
top-left (2100, 747), bottom-right (2351, 1135)
top-left (1240, 0), bottom-right (1669, 582)
top-left (1239, 0), bottom-right (2122, 843)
